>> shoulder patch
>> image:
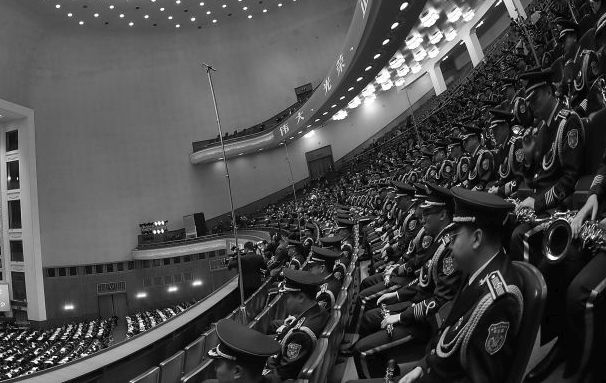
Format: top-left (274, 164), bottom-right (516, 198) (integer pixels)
top-left (558, 109), bottom-right (571, 119)
top-left (286, 342), bottom-right (302, 360)
top-left (483, 271), bottom-right (507, 300)
top-left (485, 322), bottom-right (510, 355)
top-left (515, 148), bottom-right (524, 163)
top-left (482, 158), bottom-right (491, 171)
top-left (567, 129), bottom-right (579, 149)
top-left (422, 235), bottom-right (434, 249)
top-left (442, 255), bottom-right (455, 276)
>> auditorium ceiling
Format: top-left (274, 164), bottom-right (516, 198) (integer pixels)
top-left (21, 0), bottom-right (304, 30)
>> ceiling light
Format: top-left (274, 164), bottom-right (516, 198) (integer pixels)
top-left (444, 26), bottom-right (457, 41)
top-left (304, 130), bottom-right (315, 138)
top-left (94, 13), bottom-right (99, 18)
top-left (248, 15), bottom-right (253, 19)
top-left (67, 12), bottom-right (73, 17)
top-left (129, 21), bottom-right (135, 26)
top-left (446, 5), bottom-right (462, 22)
top-left (63, 304), bottom-right (75, 311)
top-left (200, 2), bottom-right (205, 6)
top-left (314, 118), bottom-right (320, 122)
top-left (462, 6), bottom-right (475, 22)
top-left (176, 24), bottom-right (180, 28)
top-left (191, 17), bottom-right (196, 22)
top-left (339, 96), bottom-right (345, 100)
top-left (365, 65), bottom-right (372, 71)
top-left (136, 292), bottom-right (147, 299)
top-left (167, 286), bottom-right (178, 293)
top-left (322, 111), bottom-right (328, 116)
top-left (348, 96), bottom-right (361, 109)
top-left (400, 2), bottom-right (409, 11)
top-left (364, 94), bottom-right (376, 105)
top-left (223, 4), bottom-right (227, 8)
top-left (109, 5), bottom-right (115, 9)
top-left (331, 104), bottom-right (337, 108)
top-left (442, 55), bottom-right (449, 61)
top-left (176, 0), bottom-right (181, 4)
top-left (376, 69), bottom-right (390, 84)
top-left (382, 38), bottom-right (390, 46)
top-left (243, 6), bottom-right (248, 10)
top-left (160, 7), bottom-right (165, 11)
top-left (413, 47), bottom-right (427, 62)
top-left (333, 110), bottom-right (348, 121)
top-left (476, 20), bottom-right (485, 28)
top-left (411, 61), bottom-right (422, 73)
top-left (356, 77), bottom-right (363, 82)
top-left (192, 280), bottom-right (203, 286)
top-left (120, 13), bottom-right (125, 18)
top-left (213, 19), bottom-right (217, 23)
top-left (391, 22), bottom-right (399, 30)
top-left (144, 14), bottom-right (149, 19)
top-left (348, 86), bottom-right (354, 91)
top-left (395, 77), bottom-right (406, 87)
top-left (361, 84), bottom-right (376, 97)
top-left (79, 20), bottom-right (84, 25)
top-left (278, 3), bottom-right (283, 6)
top-left (396, 64), bottom-right (410, 77)
top-left (381, 80), bottom-right (394, 91)
top-left (389, 51), bottom-right (405, 69)
top-left (207, 10), bottom-right (211, 14)
top-left (429, 28), bottom-right (443, 45)
top-left (168, 15), bottom-right (173, 20)
top-left (420, 8), bottom-right (439, 28)
top-left (55, 4), bottom-right (61, 9)
top-left (374, 53), bottom-right (381, 60)
top-left (263, 9), bottom-right (268, 12)
top-left (405, 33), bottom-right (423, 50)
top-left (427, 45), bottom-right (439, 58)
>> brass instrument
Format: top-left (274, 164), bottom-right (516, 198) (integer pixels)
top-left (508, 199), bottom-right (606, 263)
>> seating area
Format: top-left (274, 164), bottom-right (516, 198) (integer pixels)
top-left (0, 318), bottom-right (116, 380)
top-left (126, 302), bottom-right (195, 338)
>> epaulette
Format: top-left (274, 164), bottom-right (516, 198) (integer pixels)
top-left (557, 109), bottom-right (572, 119)
top-left (482, 270), bottom-right (507, 300)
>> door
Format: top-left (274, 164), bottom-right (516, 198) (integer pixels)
top-left (112, 293), bottom-right (128, 318)
top-left (305, 146), bottom-right (334, 180)
top-left (98, 295), bottom-right (113, 318)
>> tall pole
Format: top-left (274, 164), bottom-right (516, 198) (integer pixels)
top-left (203, 64), bottom-right (246, 309)
top-left (403, 85), bottom-right (422, 145)
top-left (283, 142), bottom-right (303, 240)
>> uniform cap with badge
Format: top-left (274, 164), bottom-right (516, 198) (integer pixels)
top-left (308, 246), bottom-right (340, 269)
top-left (278, 269), bottom-right (327, 295)
top-left (519, 69), bottom-right (554, 100)
top-left (208, 319), bottom-right (280, 362)
top-left (420, 182), bottom-right (453, 212)
top-left (450, 187), bottom-right (515, 229)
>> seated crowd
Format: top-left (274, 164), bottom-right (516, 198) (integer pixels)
top-left (0, 317), bottom-right (116, 380)
top-left (125, 301), bottom-right (195, 338)
top-left (210, 1), bottom-right (606, 382)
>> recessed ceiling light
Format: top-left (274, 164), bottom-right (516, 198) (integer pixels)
top-left (382, 38), bottom-right (390, 45)
top-left (365, 65), bottom-right (372, 71)
top-left (374, 53), bottom-right (381, 59)
top-left (200, 2), bottom-right (205, 6)
top-left (67, 12), bottom-right (73, 17)
top-left (144, 14), bottom-right (149, 19)
top-left (55, 4), bottom-right (61, 9)
top-left (129, 21), bottom-right (134, 26)
top-left (79, 20), bottom-right (84, 25)
top-left (331, 104), bottom-right (337, 108)
top-left (315, 118), bottom-right (320, 122)
top-left (248, 14), bottom-right (252, 19)
top-left (243, 6), bottom-right (248, 10)
top-left (190, 17), bottom-right (196, 21)
top-left (119, 13), bottom-right (125, 18)
top-left (168, 15), bottom-right (173, 20)
top-left (263, 8), bottom-right (268, 12)
top-left (391, 22), bottom-right (399, 30)
top-left (176, 24), bottom-right (181, 28)
top-left (212, 19), bottom-right (217, 23)
top-left (323, 111), bottom-right (328, 115)
top-left (222, 4), bottom-right (227, 8)
top-left (94, 13), bottom-right (99, 17)
top-left (278, 3), bottom-right (283, 6)
top-left (160, 7), bottom-right (165, 11)
top-left (400, 2), bottom-right (409, 11)
top-left (109, 5), bottom-right (114, 9)
top-left (348, 87), bottom-right (354, 91)
top-left (207, 10), bottom-right (211, 14)
top-left (340, 96), bottom-right (345, 100)
top-left (356, 77), bottom-right (363, 82)
top-left (175, 0), bottom-right (181, 4)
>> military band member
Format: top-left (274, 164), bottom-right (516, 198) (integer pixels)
top-left (398, 188), bottom-right (524, 383)
top-left (306, 246), bottom-right (343, 312)
top-left (460, 125), bottom-right (495, 191)
top-left (207, 319), bottom-right (281, 383)
top-left (265, 269), bottom-right (329, 380)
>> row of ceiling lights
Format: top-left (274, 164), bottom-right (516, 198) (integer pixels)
top-left (329, 2), bottom-right (478, 123)
top-left (52, 0), bottom-right (296, 28)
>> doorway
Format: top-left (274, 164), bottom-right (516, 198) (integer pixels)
top-left (98, 293), bottom-right (128, 318)
top-left (305, 145), bottom-right (334, 180)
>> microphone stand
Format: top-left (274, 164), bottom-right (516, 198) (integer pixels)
top-left (282, 142), bottom-right (303, 240)
top-left (202, 63), bottom-right (246, 313)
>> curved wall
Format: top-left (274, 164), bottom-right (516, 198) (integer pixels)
top-left (0, 0), bottom-right (354, 266)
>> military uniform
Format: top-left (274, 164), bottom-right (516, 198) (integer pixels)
top-left (206, 319), bottom-right (281, 383)
top-left (488, 109), bottom-right (525, 197)
top-left (460, 125), bottom-right (495, 192)
top-left (306, 246), bottom-right (344, 311)
top-left (413, 188), bottom-right (523, 383)
top-left (266, 269), bottom-right (330, 380)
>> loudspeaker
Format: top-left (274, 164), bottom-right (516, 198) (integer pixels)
top-left (295, 83), bottom-right (313, 103)
top-left (193, 212), bottom-right (208, 236)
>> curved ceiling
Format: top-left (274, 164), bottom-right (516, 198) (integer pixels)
top-left (22, 0), bottom-right (301, 30)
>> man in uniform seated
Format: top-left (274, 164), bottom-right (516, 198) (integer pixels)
top-left (306, 246), bottom-right (344, 311)
top-left (398, 188), bottom-right (524, 383)
top-left (265, 269), bottom-right (330, 380)
top-left (206, 319), bottom-right (281, 383)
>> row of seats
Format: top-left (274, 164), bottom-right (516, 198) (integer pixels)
top-left (0, 317), bottom-right (116, 380)
top-left (126, 302), bottom-right (194, 338)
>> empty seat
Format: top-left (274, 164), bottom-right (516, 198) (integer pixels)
top-left (202, 328), bottom-right (218, 358)
top-left (129, 366), bottom-right (160, 383)
top-left (296, 338), bottom-right (329, 383)
top-left (160, 350), bottom-right (185, 383)
top-left (180, 359), bottom-right (214, 383)
top-left (183, 335), bottom-right (206, 375)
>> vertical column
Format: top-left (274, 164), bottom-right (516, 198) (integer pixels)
top-left (428, 63), bottom-right (447, 95)
top-left (462, 29), bottom-right (484, 67)
top-left (503, 0), bottom-right (527, 20)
